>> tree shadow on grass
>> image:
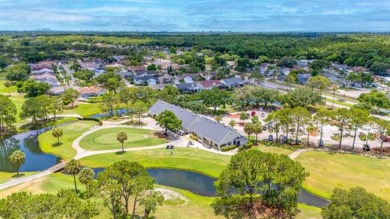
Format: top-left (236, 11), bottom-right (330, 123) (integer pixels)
top-left (12, 173), bottom-right (26, 178)
top-left (115, 151), bottom-right (126, 155)
top-left (52, 142), bottom-right (63, 147)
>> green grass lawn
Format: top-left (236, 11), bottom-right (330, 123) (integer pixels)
top-left (252, 145), bottom-right (294, 156)
top-left (38, 120), bottom-right (98, 160)
top-left (0, 172), bottom-right (37, 184)
top-left (325, 97), bottom-right (354, 107)
top-left (296, 203), bottom-right (322, 219)
top-left (63, 103), bottom-right (102, 117)
top-left (296, 151), bottom-right (390, 201)
top-left (79, 127), bottom-right (166, 151)
top-left (81, 148), bottom-right (231, 177)
top-left (0, 148), bottom-right (320, 219)
top-left (0, 85), bottom-right (26, 125)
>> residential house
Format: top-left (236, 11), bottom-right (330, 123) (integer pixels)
top-left (31, 68), bottom-right (54, 75)
top-left (106, 63), bottom-right (125, 71)
top-left (175, 83), bottom-right (201, 93)
top-left (222, 77), bottom-right (246, 89)
top-left (297, 73), bottom-right (312, 84)
top-left (78, 61), bottom-right (105, 76)
top-left (297, 60), bottom-right (315, 68)
top-left (277, 74), bottom-right (287, 82)
top-left (226, 61), bottom-right (236, 70)
top-left (159, 74), bottom-right (174, 84)
top-left (117, 71), bottom-right (133, 79)
top-left (332, 63), bottom-right (349, 71)
top-left (351, 66), bottom-right (368, 73)
top-left (176, 74), bottom-right (198, 84)
top-left (129, 65), bottom-right (146, 72)
top-left (200, 72), bottom-right (216, 80)
top-left (48, 85), bottom-right (79, 96)
top-left (149, 84), bottom-right (167, 91)
top-left (31, 61), bottom-right (55, 71)
top-left (149, 100), bottom-right (247, 149)
top-left (134, 70), bottom-right (156, 77)
top-left (78, 86), bottom-right (105, 99)
top-left (32, 73), bottom-right (59, 87)
top-left (133, 75), bottom-right (157, 85)
top-left (198, 80), bottom-right (226, 90)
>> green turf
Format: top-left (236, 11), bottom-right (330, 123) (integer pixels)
top-left (0, 172), bottom-right (37, 184)
top-left (251, 145), bottom-right (294, 156)
top-left (296, 150), bottom-right (390, 201)
top-left (62, 103), bottom-right (102, 117)
top-left (38, 120), bottom-right (98, 160)
top-left (80, 148), bottom-right (231, 178)
top-left (296, 203), bottom-right (322, 219)
top-left (79, 127), bottom-right (166, 151)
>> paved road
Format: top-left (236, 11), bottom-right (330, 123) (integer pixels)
top-left (261, 80), bottom-right (390, 121)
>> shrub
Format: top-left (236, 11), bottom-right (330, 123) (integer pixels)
top-left (190, 134), bottom-right (198, 140)
top-left (221, 145), bottom-right (236, 152)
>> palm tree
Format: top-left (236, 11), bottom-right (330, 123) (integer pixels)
top-left (117, 132), bottom-right (128, 153)
top-left (78, 168), bottom-right (95, 185)
top-left (9, 150), bottom-right (25, 176)
top-left (52, 127), bottom-right (63, 146)
top-left (65, 159), bottom-right (81, 193)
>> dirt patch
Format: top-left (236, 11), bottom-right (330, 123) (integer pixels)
top-left (226, 113), bottom-right (240, 119)
top-left (0, 177), bottom-right (46, 198)
top-left (155, 188), bottom-right (189, 205)
top-left (154, 132), bottom-right (167, 139)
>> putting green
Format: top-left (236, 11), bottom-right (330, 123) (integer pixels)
top-left (79, 127), bottom-right (166, 151)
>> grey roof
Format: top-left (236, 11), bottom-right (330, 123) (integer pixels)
top-left (149, 100), bottom-right (246, 145)
top-left (149, 100), bottom-right (200, 130)
top-left (175, 83), bottom-right (200, 92)
top-left (222, 77), bottom-right (245, 86)
top-left (134, 70), bottom-right (156, 77)
top-left (117, 71), bottom-right (133, 77)
top-left (297, 73), bottom-right (311, 84)
top-left (134, 75), bottom-right (157, 82)
top-left (191, 117), bottom-right (244, 145)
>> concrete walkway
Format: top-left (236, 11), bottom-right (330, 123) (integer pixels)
top-left (0, 115), bottom-right (312, 190)
top-left (0, 121), bottom-right (229, 190)
top-left (289, 148), bottom-right (311, 159)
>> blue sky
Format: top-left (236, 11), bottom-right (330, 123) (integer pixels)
top-left (0, 0), bottom-right (389, 32)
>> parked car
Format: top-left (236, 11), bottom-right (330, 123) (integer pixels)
top-left (261, 113), bottom-right (265, 117)
top-left (177, 130), bottom-right (187, 136)
top-left (280, 135), bottom-right (287, 143)
top-left (262, 126), bottom-right (267, 131)
top-left (268, 135), bottom-right (274, 141)
top-left (363, 144), bottom-right (370, 152)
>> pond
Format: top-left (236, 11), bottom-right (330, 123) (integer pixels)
top-left (93, 168), bottom-right (329, 207)
top-left (0, 127), bottom-right (60, 172)
top-left (90, 109), bottom-right (129, 119)
top-left (0, 108), bottom-right (130, 172)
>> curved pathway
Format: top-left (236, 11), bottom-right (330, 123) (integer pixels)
top-left (0, 122), bottom-right (227, 190)
top-left (289, 148), bottom-right (312, 159)
top-left (0, 117), bottom-right (310, 190)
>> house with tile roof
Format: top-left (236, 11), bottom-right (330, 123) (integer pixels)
top-left (198, 80), bottom-right (226, 90)
top-left (78, 86), bottom-right (106, 99)
top-left (149, 100), bottom-right (247, 149)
